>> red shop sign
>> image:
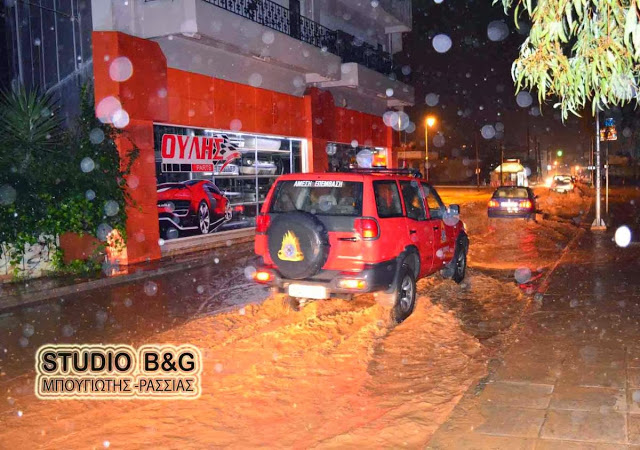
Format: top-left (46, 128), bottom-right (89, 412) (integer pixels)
top-left (161, 134), bottom-right (241, 172)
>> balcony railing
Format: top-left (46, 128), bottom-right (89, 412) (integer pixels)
top-left (196, 0), bottom-right (392, 74)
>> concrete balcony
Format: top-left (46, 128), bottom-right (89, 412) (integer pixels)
top-left (376, 0), bottom-right (412, 33)
top-left (307, 62), bottom-right (414, 109)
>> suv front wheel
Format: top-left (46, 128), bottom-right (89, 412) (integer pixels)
top-left (391, 265), bottom-right (417, 323)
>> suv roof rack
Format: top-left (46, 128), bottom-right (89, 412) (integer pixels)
top-left (342, 168), bottom-right (423, 178)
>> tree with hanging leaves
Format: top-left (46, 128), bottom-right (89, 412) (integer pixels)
top-left (495, 0), bottom-right (640, 119)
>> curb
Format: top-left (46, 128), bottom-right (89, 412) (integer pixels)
top-left (0, 255), bottom-right (219, 312)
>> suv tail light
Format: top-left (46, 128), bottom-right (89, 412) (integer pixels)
top-left (354, 218), bottom-right (379, 239)
top-left (255, 214), bottom-right (271, 233)
top-left (253, 268), bottom-right (274, 283)
top-left (488, 199), bottom-right (499, 208)
top-left (519, 200), bottom-right (532, 209)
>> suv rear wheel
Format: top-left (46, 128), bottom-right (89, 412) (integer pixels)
top-left (391, 265), bottom-right (416, 323)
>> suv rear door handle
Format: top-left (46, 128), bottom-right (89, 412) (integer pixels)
top-left (433, 225), bottom-right (439, 230)
top-left (409, 229), bottom-right (417, 234)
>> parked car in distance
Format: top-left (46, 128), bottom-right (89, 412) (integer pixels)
top-left (488, 186), bottom-right (537, 220)
top-left (550, 176), bottom-right (575, 193)
top-left (251, 169), bottom-right (469, 323)
top-left (157, 180), bottom-right (232, 238)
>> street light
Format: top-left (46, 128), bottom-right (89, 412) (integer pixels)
top-left (557, 150), bottom-right (563, 157)
top-left (424, 116), bottom-right (436, 181)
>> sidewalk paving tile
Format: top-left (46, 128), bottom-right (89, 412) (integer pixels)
top-left (629, 414), bottom-right (640, 444)
top-left (427, 432), bottom-right (536, 449)
top-left (627, 389), bottom-right (640, 414)
top-left (628, 345), bottom-right (640, 369)
top-left (534, 439), bottom-right (627, 450)
top-left (557, 364), bottom-right (626, 389)
top-left (549, 385), bottom-right (626, 412)
top-left (475, 405), bottom-right (546, 438)
top-left (540, 409), bottom-right (626, 443)
top-left (563, 345), bottom-right (626, 369)
top-left (493, 360), bottom-right (561, 385)
top-left (628, 369), bottom-right (640, 388)
top-left (480, 382), bottom-right (553, 409)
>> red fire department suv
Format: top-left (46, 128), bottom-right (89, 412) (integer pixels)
top-left (252, 169), bottom-right (469, 322)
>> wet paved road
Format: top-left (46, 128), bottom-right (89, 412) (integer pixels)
top-left (0, 243), bottom-right (263, 379)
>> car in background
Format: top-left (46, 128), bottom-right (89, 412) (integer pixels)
top-left (550, 176), bottom-right (575, 193)
top-left (251, 169), bottom-right (469, 323)
top-left (488, 186), bottom-right (537, 220)
top-left (157, 180), bottom-right (232, 238)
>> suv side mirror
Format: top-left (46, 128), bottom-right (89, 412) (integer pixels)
top-left (448, 204), bottom-right (460, 215)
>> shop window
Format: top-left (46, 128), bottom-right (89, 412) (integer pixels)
top-left (327, 143), bottom-right (387, 172)
top-left (153, 125), bottom-right (304, 240)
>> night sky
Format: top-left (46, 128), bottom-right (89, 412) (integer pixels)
top-left (398, 0), bottom-right (592, 166)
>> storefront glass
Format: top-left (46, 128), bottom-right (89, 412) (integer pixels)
top-left (326, 142), bottom-right (387, 172)
top-left (153, 124), bottom-right (303, 240)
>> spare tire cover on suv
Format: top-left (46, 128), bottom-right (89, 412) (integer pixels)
top-left (267, 211), bottom-right (330, 280)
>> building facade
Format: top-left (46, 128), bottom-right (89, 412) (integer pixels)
top-left (5, 0), bottom-right (414, 264)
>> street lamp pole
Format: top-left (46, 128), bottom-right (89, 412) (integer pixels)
top-left (425, 123), bottom-right (429, 181)
top-left (424, 116), bottom-right (435, 181)
top-left (592, 110), bottom-right (606, 229)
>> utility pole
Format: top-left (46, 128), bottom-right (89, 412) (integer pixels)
top-left (606, 139), bottom-right (610, 214)
top-left (592, 111), bottom-right (606, 229)
top-left (475, 131), bottom-right (480, 187)
top-left (526, 115), bottom-right (531, 160)
top-left (500, 145), bottom-right (504, 186)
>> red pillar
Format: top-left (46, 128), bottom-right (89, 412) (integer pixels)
top-left (92, 31), bottom-right (169, 264)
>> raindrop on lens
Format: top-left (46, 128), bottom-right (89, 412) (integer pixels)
top-left (432, 34), bottom-right (452, 53)
top-left (514, 267), bottom-right (532, 284)
top-left (244, 266), bottom-right (256, 280)
top-left (248, 73), bottom-right (263, 87)
top-left (425, 93), bottom-right (439, 106)
top-left (109, 56), bottom-right (133, 82)
top-left (81, 157), bottom-right (95, 173)
top-left (62, 325), bottom-right (75, 337)
top-left (262, 31), bottom-right (275, 44)
top-left (487, 20), bottom-right (509, 42)
top-left (85, 190), bottom-right (95, 201)
top-left (18, 337), bottom-right (28, 348)
top-left (0, 185), bottom-right (17, 205)
top-left (196, 285), bottom-right (205, 294)
top-left (167, 228), bottom-right (179, 240)
top-left (614, 226), bottom-right (632, 247)
top-left (144, 281), bottom-right (158, 296)
top-left (433, 133), bottom-right (446, 148)
top-left (104, 200), bottom-right (119, 217)
top-left (215, 363), bottom-right (223, 373)
top-left (96, 223), bottom-right (113, 241)
top-left (22, 324), bottom-right (35, 337)
top-left (516, 91), bottom-right (533, 108)
top-left (481, 125), bottom-right (496, 140)
top-left (112, 109), bottom-right (130, 128)
top-left (89, 128), bottom-right (105, 145)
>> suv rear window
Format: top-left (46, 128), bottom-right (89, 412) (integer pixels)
top-left (270, 180), bottom-right (363, 216)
